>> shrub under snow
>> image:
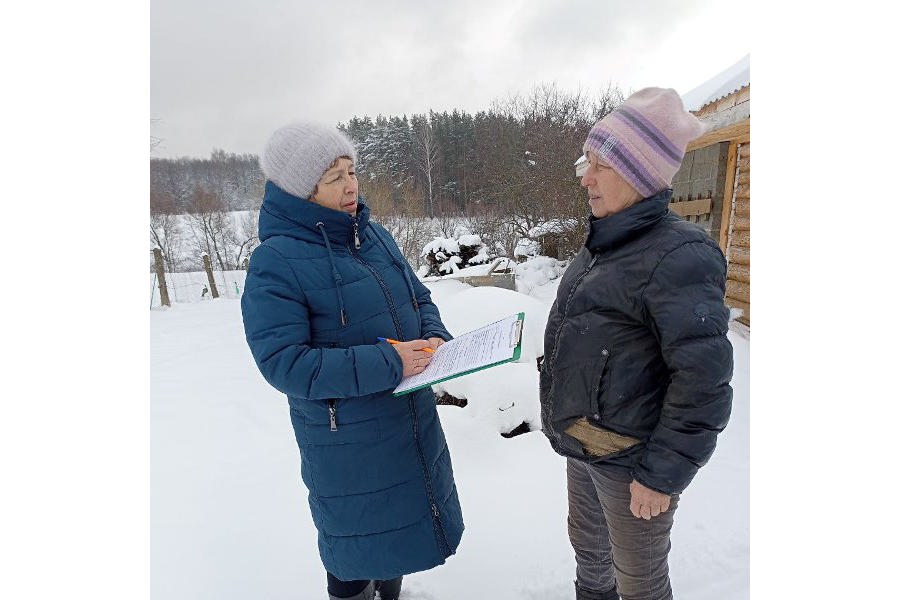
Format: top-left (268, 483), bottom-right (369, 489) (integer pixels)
top-left (421, 227), bottom-right (496, 276)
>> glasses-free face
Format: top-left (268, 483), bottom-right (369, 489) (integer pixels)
top-left (580, 151), bottom-right (642, 219)
top-left (311, 157), bottom-right (358, 214)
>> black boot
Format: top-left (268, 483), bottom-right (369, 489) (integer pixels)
top-left (374, 576), bottom-right (403, 600)
top-left (575, 580), bottom-right (619, 600)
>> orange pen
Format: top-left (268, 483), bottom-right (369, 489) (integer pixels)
top-left (376, 337), bottom-right (435, 353)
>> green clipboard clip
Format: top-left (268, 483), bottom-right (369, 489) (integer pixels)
top-left (509, 312), bottom-right (524, 360)
top-left (393, 312), bottom-right (525, 396)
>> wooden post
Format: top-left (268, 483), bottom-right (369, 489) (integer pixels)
top-left (202, 254), bottom-right (220, 299)
top-left (153, 248), bottom-right (171, 307)
top-left (718, 141), bottom-right (739, 252)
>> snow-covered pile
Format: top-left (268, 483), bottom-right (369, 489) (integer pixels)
top-left (514, 256), bottom-right (568, 298)
top-left (421, 226), bottom-right (495, 276)
top-left (422, 237), bottom-right (461, 257)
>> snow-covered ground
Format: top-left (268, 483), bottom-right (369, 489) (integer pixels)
top-left (150, 277), bottom-right (749, 599)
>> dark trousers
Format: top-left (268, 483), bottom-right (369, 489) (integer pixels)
top-left (567, 458), bottom-right (680, 600)
top-left (326, 572), bottom-right (369, 598)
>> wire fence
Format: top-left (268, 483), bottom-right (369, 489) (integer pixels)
top-left (150, 269), bottom-right (247, 309)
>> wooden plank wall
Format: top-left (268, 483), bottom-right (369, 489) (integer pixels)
top-left (669, 196), bottom-right (713, 220)
top-left (725, 141), bottom-right (750, 325)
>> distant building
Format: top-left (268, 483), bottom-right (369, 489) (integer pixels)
top-left (526, 219), bottom-right (581, 260)
top-left (676, 55), bottom-right (750, 326)
top-left (570, 57), bottom-right (750, 325)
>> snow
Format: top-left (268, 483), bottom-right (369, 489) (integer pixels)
top-left (681, 54), bottom-right (750, 112)
top-left (514, 238), bottom-right (539, 257)
top-left (419, 257), bottom-right (565, 305)
top-left (452, 225), bottom-right (472, 239)
top-left (432, 286), bottom-right (550, 433)
top-left (420, 258), bottom-right (514, 281)
top-left (438, 254), bottom-right (463, 274)
top-left (528, 219), bottom-right (579, 238)
top-left (514, 256), bottom-right (568, 300)
top-left (422, 237), bottom-right (461, 256)
top-left (457, 234), bottom-right (483, 247)
top-left (149, 270), bottom-right (247, 307)
top-left (466, 245), bottom-right (491, 264)
top-left (151, 276), bottom-right (749, 599)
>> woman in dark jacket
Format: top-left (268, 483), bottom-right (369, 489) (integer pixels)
top-left (540, 88), bottom-right (733, 600)
top-left (241, 122), bottom-right (464, 600)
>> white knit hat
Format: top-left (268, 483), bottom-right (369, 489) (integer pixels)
top-left (261, 121), bottom-right (358, 199)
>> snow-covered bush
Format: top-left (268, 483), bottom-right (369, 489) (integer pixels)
top-left (421, 226), bottom-right (497, 276)
top-left (513, 255), bottom-right (568, 295)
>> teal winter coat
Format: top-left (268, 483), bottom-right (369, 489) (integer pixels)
top-left (241, 182), bottom-right (464, 581)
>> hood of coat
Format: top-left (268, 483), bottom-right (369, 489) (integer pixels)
top-left (585, 188), bottom-right (672, 253)
top-left (258, 180), bottom-right (371, 247)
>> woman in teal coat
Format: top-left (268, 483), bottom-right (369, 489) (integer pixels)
top-left (241, 122), bottom-right (464, 600)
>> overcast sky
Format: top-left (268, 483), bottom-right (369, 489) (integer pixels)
top-left (151, 0), bottom-right (750, 158)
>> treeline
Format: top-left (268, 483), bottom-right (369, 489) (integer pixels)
top-left (151, 149), bottom-right (264, 214)
top-left (150, 82), bottom-right (625, 271)
top-left (340, 83), bottom-right (624, 253)
top-left (150, 150), bottom-right (263, 273)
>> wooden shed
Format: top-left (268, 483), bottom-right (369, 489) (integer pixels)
top-left (674, 55), bottom-right (751, 326)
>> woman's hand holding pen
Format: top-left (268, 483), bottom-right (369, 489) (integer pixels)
top-left (390, 339), bottom-right (435, 376)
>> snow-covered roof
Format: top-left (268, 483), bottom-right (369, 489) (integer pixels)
top-left (528, 219), bottom-right (579, 238)
top-left (681, 54), bottom-right (750, 112)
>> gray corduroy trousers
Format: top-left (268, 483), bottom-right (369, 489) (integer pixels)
top-left (567, 458), bottom-right (680, 600)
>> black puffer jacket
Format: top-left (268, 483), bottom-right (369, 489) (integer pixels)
top-left (540, 189), bottom-right (733, 495)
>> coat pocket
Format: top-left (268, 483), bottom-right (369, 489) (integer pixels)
top-left (550, 353), bottom-right (609, 423)
top-left (305, 404), bottom-right (381, 446)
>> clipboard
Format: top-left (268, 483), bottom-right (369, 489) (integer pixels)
top-left (393, 312), bottom-right (525, 396)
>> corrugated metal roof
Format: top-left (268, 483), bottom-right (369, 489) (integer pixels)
top-left (681, 54), bottom-right (750, 112)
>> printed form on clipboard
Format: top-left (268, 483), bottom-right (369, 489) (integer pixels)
top-left (392, 312), bottom-right (525, 396)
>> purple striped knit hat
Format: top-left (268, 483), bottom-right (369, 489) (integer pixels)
top-left (583, 87), bottom-right (707, 198)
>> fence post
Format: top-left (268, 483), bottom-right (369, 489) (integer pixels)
top-left (202, 254), bottom-right (220, 298)
top-left (153, 247), bottom-right (171, 307)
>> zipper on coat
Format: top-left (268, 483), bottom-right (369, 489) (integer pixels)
top-left (548, 254), bottom-right (600, 369)
top-left (348, 245), bottom-right (405, 340)
top-left (352, 219), bottom-right (361, 249)
top-left (546, 254), bottom-right (600, 436)
top-left (408, 395), bottom-right (452, 557)
top-left (328, 399), bottom-right (338, 432)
